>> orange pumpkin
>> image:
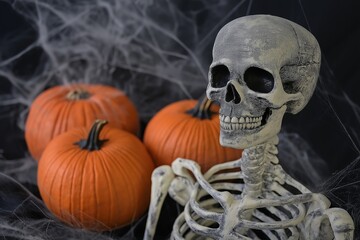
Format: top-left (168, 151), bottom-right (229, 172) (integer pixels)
top-left (144, 96), bottom-right (243, 172)
top-left (38, 120), bottom-right (154, 231)
top-left (25, 84), bottom-right (139, 161)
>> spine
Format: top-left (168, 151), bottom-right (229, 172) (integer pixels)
top-left (241, 144), bottom-right (267, 198)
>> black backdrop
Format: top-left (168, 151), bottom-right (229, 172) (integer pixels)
top-left (1, 0), bottom-right (360, 239)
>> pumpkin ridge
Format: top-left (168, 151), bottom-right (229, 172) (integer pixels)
top-left (72, 100), bottom-right (88, 129)
top-left (93, 148), bottom-right (118, 229)
top-left (145, 116), bottom-right (173, 164)
top-left (203, 123), bottom-right (213, 169)
top-left (105, 147), bottom-right (135, 224)
top-left (32, 101), bottom-right (52, 158)
top-left (29, 100), bottom-right (60, 159)
top-left (39, 144), bottom-right (71, 209)
top-left (209, 121), bottom-right (224, 164)
top-left (83, 152), bottom-right (105, 229)
top-left (96, 150), bottom-right (115, 226)
top-left (64, 148), bottom-right (88, 223)
top-left (195, 121), bottom-right (205, 168)
top-left (55, 148), bottom-right (78, 220)
top-left (180, 119), bottom-right (192, 161)
top-left (197, 120), bottom-right (207, 163)
top-left (200, 121), bottom-right (211, 168)
top-left (79, 150), bottom-right (90, 226)
top-left (104, 136), bottom-right (152, 225)
top-left (116, 146), bottom-right (140, 180)
top-left (79, 101), bottom-right (87, 127)
top-left (39, 159), bottom-right (57, 215)
top-left (182, 118), bottom-right (199, 160)
top-left (126, 152), bottom-right (139, 223)
top-left (160, 117), bottom-right (190, 165)
top-left (68, 145), bottom-right (85, 226)
top-left (100, 144), bottom-right (129, 223)
top-left (57, 147), bottom-right (83, 225)
top-left (121, 144), bottom-right (150, 177)
top-left (207, 123), bottom-right (217, 167)
top-left (90, 153), bottom-right (99, 228)
top-left (209, 121), bottom-right (221, 164)
top-left (210, 121), bottom-right (227, 164)
top-left (154, 120), bottom-right (174, 164)
top-left (62, 101), bottom-right (76, 133)
top-left (64, 101), bottom-right (74, 132)
top-left (50, 102), bottom-right (68, 141)
top-left (53, 102), bottom-right (66, 137)
top-left (186, 119), bottom-right (201, 159)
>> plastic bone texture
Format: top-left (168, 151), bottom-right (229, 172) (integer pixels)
top-left (144, 15), bottom-right (355, 240)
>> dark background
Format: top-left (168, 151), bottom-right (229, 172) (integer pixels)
top-left (1, 0), bottom-right (360, 239)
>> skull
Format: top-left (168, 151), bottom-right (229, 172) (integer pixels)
top-left (207, 15), bottom-right (321, 149)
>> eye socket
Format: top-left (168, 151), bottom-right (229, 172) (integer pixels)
top-left (210, 64), bottom-right (230, 88)
top-left (244, 67), bottom-right (274, 93)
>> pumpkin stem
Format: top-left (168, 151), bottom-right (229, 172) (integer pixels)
top-left (75, 120), bottom-right (108, 151)
top-left (187, 94), bottom-right (215, 120)
top-left (66, 89), bottom-right (91, 100)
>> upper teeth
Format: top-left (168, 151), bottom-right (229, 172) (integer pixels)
top-left (220, 115), bottom-right (262, 123)
top-left (219, 115), bottom-right (263, 130)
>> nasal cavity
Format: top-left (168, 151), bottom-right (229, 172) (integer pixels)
top-left (225, 83), bottom-right (241, 104)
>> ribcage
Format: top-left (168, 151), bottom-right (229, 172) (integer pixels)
top-left (171, 162), bottom-right (313, 240)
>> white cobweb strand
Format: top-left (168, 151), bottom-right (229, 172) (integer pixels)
top-left (2, 0), bottom-right (240, 129)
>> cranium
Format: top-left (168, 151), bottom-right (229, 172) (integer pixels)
top-left (207, 15), bottom-right (321, 149)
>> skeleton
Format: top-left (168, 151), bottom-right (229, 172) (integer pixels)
top-left (144, 15), bottom-right (355, 239)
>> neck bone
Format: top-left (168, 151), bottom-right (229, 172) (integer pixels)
top-left (240, 136), bottom-right (279, 198)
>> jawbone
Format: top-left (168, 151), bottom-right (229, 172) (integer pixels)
top-left (219, 105), bottom-right (287, 149)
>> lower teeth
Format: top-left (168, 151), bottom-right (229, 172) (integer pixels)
top-left (221, 122), bottom-right (261, 130)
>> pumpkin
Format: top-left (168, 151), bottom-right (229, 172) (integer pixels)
top-left (25, 84), bottom-right (139, 161)
top-left (37, 120), bottom-right (154, 231)
top-left (144, 95), bottom-right (243, 172)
